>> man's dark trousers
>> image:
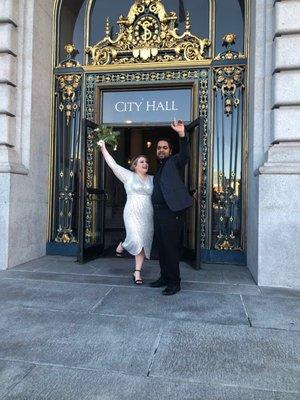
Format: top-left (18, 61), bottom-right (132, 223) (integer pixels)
top-left (152, 136), bottom-right (192, 289)
top-left (154, 206), bottom-right (184, 289)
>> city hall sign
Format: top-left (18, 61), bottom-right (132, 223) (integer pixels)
top-left (101, 88), bottom-right (192, 125)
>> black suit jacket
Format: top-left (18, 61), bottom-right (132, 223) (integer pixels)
top-left (159, 136), bottom-right (192, 212)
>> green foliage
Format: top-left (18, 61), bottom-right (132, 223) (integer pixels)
top-left (93, 126), bottom-right (120, 149)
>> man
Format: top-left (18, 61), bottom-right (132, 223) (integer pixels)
top-left (151, 120), bottom-right (192, 295)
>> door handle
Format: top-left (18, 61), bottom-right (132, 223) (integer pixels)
top-left (189, 188), bottom-right (198, 200)
top-left (86, 188), bottom-right (108, 199)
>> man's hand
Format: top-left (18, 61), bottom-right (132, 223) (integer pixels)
top-left (171, 119), bottom-right (185, 137)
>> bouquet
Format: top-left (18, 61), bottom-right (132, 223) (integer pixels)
top-left (93, 125), bottom-right (120, 151)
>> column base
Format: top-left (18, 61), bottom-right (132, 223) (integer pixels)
top-left (0, 145), bottom-right (28, 175)
top-left (256, 144), bottom-right (300, 287)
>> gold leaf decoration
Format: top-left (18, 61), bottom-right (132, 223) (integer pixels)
top-left (86, 0), bottom-right (211, 65)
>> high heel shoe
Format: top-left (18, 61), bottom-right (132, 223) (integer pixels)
top-left (115, 242), bottom-right (123, 257)
top-left (133, 269), bottom-right (143, 285)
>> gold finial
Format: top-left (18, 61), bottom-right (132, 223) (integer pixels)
top-left (222, 33), bottom-right (236, 47)
top-left (58, 44), bottom-right (80, 67)
top-left (185, 12), bottom-right (191, 32)
top-left (64, 44), bottom-right (76, 56)
top-left (105, 17), bottom-right (110, 36)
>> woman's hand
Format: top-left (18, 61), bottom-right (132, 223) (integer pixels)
top-left (97, 140), bottom-right (106, 150)
top-left (171, 118), bottom-right (185, 137)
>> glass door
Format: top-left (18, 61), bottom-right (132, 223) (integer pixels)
top-left (78, 119), bottom-right (106, 263)
top-left (183, 117), bottom-right (204, 270)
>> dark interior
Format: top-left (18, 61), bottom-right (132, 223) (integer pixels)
top-left (103, 126), bottom-right (179, 256)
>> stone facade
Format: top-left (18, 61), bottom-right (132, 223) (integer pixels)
top-left (0, 0), bottom-right (53, 269)
top-left (247, 0), bottom-right (300, 287)
top-left (0, 0), bottom-right (299, 288)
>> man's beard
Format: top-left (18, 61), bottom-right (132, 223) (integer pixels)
top-left (157, 153), bottom-right (170, 159)
top-left (157, 155), bottom-right (169, 163)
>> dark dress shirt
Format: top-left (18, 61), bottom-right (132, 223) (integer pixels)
top-left (152, 159), bottom-right (167, 205)
top-left (152, 137), bottom-right (192, 212)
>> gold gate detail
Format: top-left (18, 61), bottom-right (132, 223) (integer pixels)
top-left (86, 0), bottom-right (211, 65)
top-left (51, 0), bottom-right (248, 263)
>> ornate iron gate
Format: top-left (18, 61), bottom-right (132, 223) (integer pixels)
top-left (48, 0), bottom-right (247, 264)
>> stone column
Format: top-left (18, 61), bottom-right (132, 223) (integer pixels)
top-left (0, 0), bottom-right (28, 174)
top-left (250, 0), bottom-right (300, 287)
top-left (0, 0), bottom-right (53, 269)
top-left (0, 0), bottom-right (21, 269)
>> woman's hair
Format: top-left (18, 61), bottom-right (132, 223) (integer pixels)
top-left (130, 155), bottom-right (148, 171)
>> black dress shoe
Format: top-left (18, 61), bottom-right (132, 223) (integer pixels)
top-left (162, 287), bottom-right (181, 296)
top-left (150, 277), bottom-right (167, 288)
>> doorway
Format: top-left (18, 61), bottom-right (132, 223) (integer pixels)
top-left (50, 0), bottom-right (248, 267)
top-left (103, 126), bottom-right (181, 258)
top-left (77, 117), bottom-right (202, 265)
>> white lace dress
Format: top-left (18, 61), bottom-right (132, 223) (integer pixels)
top-left (103, 151), bottom-right (154, 259)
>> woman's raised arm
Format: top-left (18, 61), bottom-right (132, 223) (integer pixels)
top-left (99, 141), bottom-right (133, 183)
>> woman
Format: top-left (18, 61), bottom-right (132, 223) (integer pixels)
top-left (98, 140), bottom-right (153, 285)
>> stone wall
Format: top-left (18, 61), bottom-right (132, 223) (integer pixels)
top-left (0, 0), bottom-right (53, 269)
top-left (248, 0), bottom-right (300, 287)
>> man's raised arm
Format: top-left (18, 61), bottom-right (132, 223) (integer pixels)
top-left (171, 119), bottom-right (190, 167)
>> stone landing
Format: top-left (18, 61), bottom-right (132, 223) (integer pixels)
top-left (0, 256), bottom-right (299, 399)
